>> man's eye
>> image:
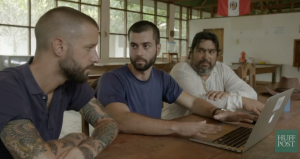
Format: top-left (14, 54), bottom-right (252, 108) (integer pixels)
top-left (144, 45), bottom-right (150, 48)
top-left (209, 50), bottom-right (216, 54)
top-left (131, 45), bottom-right (137, 48)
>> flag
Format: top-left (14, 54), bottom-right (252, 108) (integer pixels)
top-left (218, 0), bottom-right (251, 16)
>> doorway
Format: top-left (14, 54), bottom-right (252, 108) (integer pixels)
top-left (203, 28), bottom-right (224, 62)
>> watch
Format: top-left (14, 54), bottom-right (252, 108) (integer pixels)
top-left (212, 108), bottom-right (226, 116)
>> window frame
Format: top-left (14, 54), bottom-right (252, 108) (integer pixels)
top-left (109, 0), bottom-right (169, 59)
top-left (174, 5), bottom-right (189, 57)
top-left (0, 0), bottom-right (101, 56)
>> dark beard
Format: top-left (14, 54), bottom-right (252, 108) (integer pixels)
top-left (130, 53), bottom-right (157, 71)
top-left (191, 59), bottom-right (215, 76)
top-left (59, 48), bottom-right (93, 83)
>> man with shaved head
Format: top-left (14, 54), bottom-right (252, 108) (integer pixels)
top-left (0, 7), bottom-right (118, 159)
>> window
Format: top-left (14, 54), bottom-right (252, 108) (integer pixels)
top-left (0, 0), bottom-right (101, 56)
top-left (191, 9), bottom-right (201, 19)
top-left (174, 5), bottom-right (188, 57)
top-left (109, 0), bottom-right (168, 58)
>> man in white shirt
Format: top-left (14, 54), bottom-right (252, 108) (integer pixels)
top-left (162, 31), bottom-right (264, 120)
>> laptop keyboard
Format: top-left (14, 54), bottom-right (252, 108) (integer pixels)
top-left (212, 127), bottom-right (252, 148)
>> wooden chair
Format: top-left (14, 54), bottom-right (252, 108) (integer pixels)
top-left (82, 78), bottom-right (100, 136)
top-left (161, 61), bottom-right (177, 73)
top-left (238, 63), bottom-right (256, 89)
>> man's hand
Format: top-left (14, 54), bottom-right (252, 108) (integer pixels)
top-left (171, 120), bottom-right (222, 138)
top-left (58, 147), bottom-right (85, 159)
top-left (206, 91), bottom-right (229, 101)
top-left (213, 110), bottom-right (255, 123)
top-left (242, 97), bottom-right (265, 115)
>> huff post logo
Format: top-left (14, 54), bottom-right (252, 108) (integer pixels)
top-left (275, 130), bottom-right (298, 152)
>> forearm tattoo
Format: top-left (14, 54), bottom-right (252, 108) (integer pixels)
top-left (0, 120), bottom-right (86, 158)
top-left (79, 98), bottom-right (118, 157)
top-left (0, 119), bottom-right (46, 159)
top-left (92, 121), bottom-right (117, 150)
top-left (79, 121), bottom-right (118, 158)
top-left (79, 147), bottom-right (94, 159)
top-left (47, 141), bottom-right (58, 156)
top-left (80, 98), bottom-right (111, 126)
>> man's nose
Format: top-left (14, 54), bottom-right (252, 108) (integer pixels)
top-left (136, 46), bottom-right (144, 56)
top-left (92, 50), bottom-right (100, 63)
top-left (202, 52), bottom-right (210, 59)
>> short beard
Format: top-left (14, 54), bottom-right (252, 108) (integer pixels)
top-left (59, 46), bottom-right (93, 83)
top-left (130, 53), bottom-right (157, 71)
top-left (190, 58), bottom-right (215, 76)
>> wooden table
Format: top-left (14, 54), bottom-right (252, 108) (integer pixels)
top-left (230, 65), bottom-right (278, 84)
top-left (231, 63), bottom-right (283, 82)
top-left (95, 92), bottom-right (300, 159)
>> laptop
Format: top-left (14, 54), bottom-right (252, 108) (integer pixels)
top-left (190, 88), bottom-right (294, 153)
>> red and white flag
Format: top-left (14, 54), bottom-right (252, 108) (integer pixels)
top-left (218, 0), bottom-right (250, 16)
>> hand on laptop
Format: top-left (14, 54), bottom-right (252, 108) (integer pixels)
top-left (171, 120), bottom-right (222, 138)
top-left (206, 91), bottom-right (229, 101)
top-left (242, 97), bottom-right (265, 115)
top-left (213, 110), bottom-right (255, 123)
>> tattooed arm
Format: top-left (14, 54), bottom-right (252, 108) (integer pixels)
top-left (0, 119), bottom-right (88, 159)
top-left (75, 97), bottom-right (118, 158)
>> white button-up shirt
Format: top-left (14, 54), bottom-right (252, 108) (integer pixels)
top-left (161, 61), bottom-right (257, 119)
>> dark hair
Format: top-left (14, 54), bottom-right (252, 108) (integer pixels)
top-left (188, 31), bottom-right (220, 59)
top-left (128, 20), bottom-right (160, 45)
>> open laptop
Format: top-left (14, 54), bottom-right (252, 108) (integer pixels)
top-left (190, 88), bottom-right (294, 153)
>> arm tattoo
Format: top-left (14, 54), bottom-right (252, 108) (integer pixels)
top-left (47, 141), bottom-right (57, 156)
top-left (89, 98), bottom-right (106, 111)
top-left (81, 139), bottom-right (96, 151)
top-left (0, 119), bottom-right (46, 159)
top-left (75, 134), bottom-right (81, 140)
top-left (60, 140), bottom-right (76, 148)
top-left (79, 98), bottom-right (118, 156)
top-left (80, 98), bottom-right (111, 126)
top-left (92, 120), bottom-right (118, 151)
top-left (64, 133), bottom-right (82, 141)
top-left (79, 147), bottom-right (94, 159)
top-left (78, 121), bottom-right (118, 157)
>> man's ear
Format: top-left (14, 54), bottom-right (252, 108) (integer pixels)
top-left (156, 43), bottom-right (161, 56)
top-left (52, 38), bottom-right (66, 57)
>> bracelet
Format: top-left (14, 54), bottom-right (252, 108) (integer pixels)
top-left (212, 108), bottom-right (226, 116)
